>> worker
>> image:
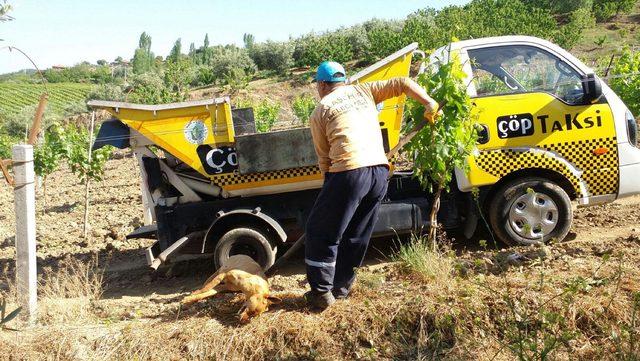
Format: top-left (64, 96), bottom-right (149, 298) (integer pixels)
top-left (304, 61), bottom-right (440, 309)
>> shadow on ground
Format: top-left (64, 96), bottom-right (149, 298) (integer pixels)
top-left (0, 231), bottom-right (493, 301)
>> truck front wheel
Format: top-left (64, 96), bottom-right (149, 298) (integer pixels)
top-left (489, 177), bottom-right (572, 246)
top-left (214, 227), bottom-right (277, 270)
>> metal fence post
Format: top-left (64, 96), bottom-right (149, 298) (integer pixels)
top-left (12, 144), bottom-right (37, 323)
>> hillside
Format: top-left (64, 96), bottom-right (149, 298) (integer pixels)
top-left (0, 82), bottom-right (91, 115)
top-left (572, 2), bottom-right (640, 69)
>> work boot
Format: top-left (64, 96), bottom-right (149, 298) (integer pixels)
top-left (304, 290), bottom-right (335, 310)
top-left (331, 287), bottom-right (349, 300)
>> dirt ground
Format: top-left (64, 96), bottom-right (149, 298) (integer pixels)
top-left (0, 153), bottom-right (639, 360)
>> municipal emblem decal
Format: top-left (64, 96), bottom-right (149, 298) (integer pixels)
top-left (184, 120), bottom-right (208, 144)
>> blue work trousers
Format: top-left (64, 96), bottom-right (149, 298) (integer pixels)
top-left (305, 165), bottom-right (389, 295)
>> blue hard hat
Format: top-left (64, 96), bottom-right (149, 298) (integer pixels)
top-left (315, 61), bottom-right (346, 82)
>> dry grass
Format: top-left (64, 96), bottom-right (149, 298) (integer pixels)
top-left (0, 255), bottom-right (105, 329)
top-left (392, 235), bottom-right (456, 290)
top-left (0, 235), bottom-right (639, 360)
top-left (38, 255), bottom-right (104, 301)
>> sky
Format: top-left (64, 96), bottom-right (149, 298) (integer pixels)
top-left (0, 0), bottom-right (469, 74)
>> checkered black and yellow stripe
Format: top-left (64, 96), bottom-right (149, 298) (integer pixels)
top-left (542, 138), bottom-right (618, 196)
top-left (211, 165), bottom-right (322, 190)
top-left (475, 137), bottom-right (618, 197)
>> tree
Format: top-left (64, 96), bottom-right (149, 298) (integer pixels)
top-left (0, 0), bottom-right (12, 43)
top-left (292, 94), bottom-right (316, 126)
top-left (243, 33), bottom-right (255, 49)
top-left (609, 47), bottom-right (640, 116)
top-left (164, 58), bottom-right (193, 102)
top-left (189, 42), bottom-right (196, 57)
top-left (132, 32), bottom-right (155, 74)
top-left (0, 0), bottom-right (13, 23)
top-left (64, 125), bottom-right (112, 183)
top-left (34, 123), bottom-right (66, 212)
top-left (208, 46), bottom-right (256, 83)
top-left (593, 0), bottom-right (636, 21)
top-left (90, 65), bottom-right (111, 84)
top-left (167, 38), bottom-right (182, 63)
top-left (404, 48), bottom-right (477, 244)
top-left (250, 40), bottom-right (294, 74)
top-left (521, 0), bottom-right (593, 15)
top-left (362, 19), bottom-right (404, 62)
top-left (86, 84), bottom-right (125, 102)
top-left (554, 7), bottom-right (595, 48)
top-left (128, 73), bottom-right (167, 104)
top-left (202, 33), bottom-right (213, 64)
top-left (97, 59), bottom-right (107, 66)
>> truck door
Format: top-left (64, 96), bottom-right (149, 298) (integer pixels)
top-left (463, 44), bottom-right (619, 199)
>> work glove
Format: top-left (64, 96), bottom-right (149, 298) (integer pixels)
top-left (423, 103), bottom-right (441, 125)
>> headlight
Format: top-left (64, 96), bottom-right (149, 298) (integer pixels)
top-left (627, 110), bottom-right (638, 148)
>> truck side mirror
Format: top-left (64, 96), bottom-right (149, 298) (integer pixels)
top-left (582, 73), bottom-right (603, 104)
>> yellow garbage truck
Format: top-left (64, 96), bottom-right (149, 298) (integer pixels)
top-left (89, 36), bottom-right (640, 270)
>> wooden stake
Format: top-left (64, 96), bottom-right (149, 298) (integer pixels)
top-left (82, 112), bottom-right (95, 239)
top-left (27, 93), bottom-right (48, 146)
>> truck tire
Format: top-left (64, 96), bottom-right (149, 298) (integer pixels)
top-left (214, 227), bottom-right (277, 270)
top-left (488, 177), bottom-right (572, 246)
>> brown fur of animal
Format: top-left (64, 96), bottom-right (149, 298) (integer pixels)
top-left (181, 255), bottom-right (280, 322)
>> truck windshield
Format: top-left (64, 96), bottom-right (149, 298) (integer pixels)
top-left (468, 45), bottom-right (585, 104)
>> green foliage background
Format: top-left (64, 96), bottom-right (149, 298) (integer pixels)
top-left (610, 48), bottom-right (640, 116)
top-left (292, 94), bottom-right (316, 126)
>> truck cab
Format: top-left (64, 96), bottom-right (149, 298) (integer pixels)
top-left (434, 36), bottom-right (640, 244)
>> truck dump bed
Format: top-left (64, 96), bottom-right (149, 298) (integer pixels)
top-left (89, 43), bottom-right (419, 198)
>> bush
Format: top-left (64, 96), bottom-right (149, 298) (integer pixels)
top-left (522, 0), bottom-right (592, 14)
top-left (250, 40), bottom-right (294, 75)
top-left (163, 59), bottom-right (194, 102)
top-left (254, 100), bottom-right (281, 132)
top-left (292, 94), bottom-right (316, 126)
top-left (402, 8), bottom-right (438, 49)
top-left (194, 65), bottom-right (216, 86)
top-left (345, 25), bottom-right (371, 60)
top-left (593, 0), bottom-right (635, 22)
top-left (209, 46), bottom-right (256, 83)
top-left (86, 84), bottom-right (125, 102)
top-left (43, 63), bottom-right (110, 84)
top-left (127, 73), bottom-right (167, 104)
top-left (554, 7), bottom-right (595, 49)
top-left (61, 101), bottom-right (89, 117)
top-left (363, 19), bottom-right (405, 62)
top-left (64, 125), bottom-right (112, 182)
top-left (224, 68), bottom-right (251, 92)
top-left (0, 104), bottom-right (60, 139)
top-left (402, 1), bottom-right (560, 50)
top-left (0, 133), bottom-right (18, 160)
top-left (609, 48), bottom-right (640, 116)
top-left (90, 65), bottom-right (112, 84)
top-left (33, 123), bottom-right (66, 196)
top-left (292, 31), bottom-right (354, 67)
